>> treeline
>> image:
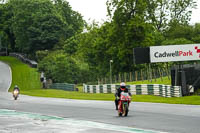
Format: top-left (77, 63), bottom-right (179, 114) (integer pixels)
top-left (0, 0), bottom-right (200, 84)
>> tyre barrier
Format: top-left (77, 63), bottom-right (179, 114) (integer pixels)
top-left (83, 84), bottom-right (182, 97)
top-left (49, 83), bottom-right (75, 91)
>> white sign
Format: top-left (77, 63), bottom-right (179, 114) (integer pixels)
top-left (150, 44), bottom-right (200, 63)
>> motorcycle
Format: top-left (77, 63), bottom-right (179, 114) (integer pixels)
top-left (13, 89), bottom-right (19, 100)
top-left (118, 92), bottom-right (131, 116)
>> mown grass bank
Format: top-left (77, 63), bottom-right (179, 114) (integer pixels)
top-left (0, 56), bottom-right (41, 91)
top-left (127, 76), bottom-right (171, 85)
top-left (21, 89), bottom-right (200, 105)
top-left (1, 56), bottom-right (200, 105)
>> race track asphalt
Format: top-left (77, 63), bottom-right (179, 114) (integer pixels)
top-left (0, 93), bottom-right (200, 133)
top-left (0, 61), bottom-right (11, 92)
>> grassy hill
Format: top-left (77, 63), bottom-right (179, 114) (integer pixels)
top-left (0, 56), bottom-right (41, 91)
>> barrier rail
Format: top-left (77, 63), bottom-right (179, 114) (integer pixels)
top-left (9, 53), bottom-right (37, 68)
top-left (0, 52), bottom-right (7, 56)
top-left (83, 84), bottom-right (182, 97)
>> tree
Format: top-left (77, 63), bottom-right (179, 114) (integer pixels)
top-left (0, 2), bottom-right (16, 51)
top-left (164, 23), bottom-right (194, 40)
top-left (0, 0), bottom-right (84, 56)
top-left (38, 50), bottom-right (92, 83)
top-left (192, 23), bottom-right (200, 43)
top-left (146, 0), bottom-right (196, 31)
top-left (38, 51), bottom-right (79, 83)
top-left (161, 38), bottom-right (194, 45)
top-left (146, 0), bottom-right (170, 31)
top-left (106, 0), bottom-right (155, 72)
top-left (169, 0), bottom-right (196, 24)
top-left (53, 0), bottom-right (85, 35)
top-left (63, 35), bottom-right (79, 55)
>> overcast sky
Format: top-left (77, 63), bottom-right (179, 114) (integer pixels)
top-left (67, 0), bottom-right (200, 25)
top-left (67, 0), bottom-right (108, 24)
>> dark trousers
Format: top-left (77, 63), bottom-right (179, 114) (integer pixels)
top-left (115, 99), bottom-right (119, 110)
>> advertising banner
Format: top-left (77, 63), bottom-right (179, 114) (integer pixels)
top-left (150, 44), bottom-right (200, 63)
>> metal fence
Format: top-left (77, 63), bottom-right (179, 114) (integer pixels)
top-left (98, 67), bottom-right (170, 84)
top-left (9, 53), bottom-right (37, 68)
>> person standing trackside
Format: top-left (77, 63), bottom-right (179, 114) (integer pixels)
top-left (40, 72), bottom-right (47, 89)
top-left (43, 77), bottom-right (47, 89)
top-left (40, 72), bottom-right (44, 82)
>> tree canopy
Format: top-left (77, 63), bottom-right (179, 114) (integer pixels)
top-left (0, 0), bottom-right (199, 84)
top-left (0, 0), bottom-right (84, 55)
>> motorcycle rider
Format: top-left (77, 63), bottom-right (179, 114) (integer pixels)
top-left (115, 82), bottom-right (131, 110)
top-left (13, 85), bottom-right (20, 93)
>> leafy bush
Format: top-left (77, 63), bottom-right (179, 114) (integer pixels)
top-left (38, 50), bottom-right (93, 84)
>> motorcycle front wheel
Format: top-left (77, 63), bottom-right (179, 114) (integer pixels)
top-left (118, 112), bottom-right (122, 116)
top-left (13, 95), bottom-right (18, 100)
top-left (123, 104), bottom-right (129, 116)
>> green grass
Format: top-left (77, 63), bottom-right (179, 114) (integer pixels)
top-left (1, 56), bottom-right (200, 105)
top-left (21, 89), bottom-right (115, 100)
top-left (0, 56), bottom-right (41, 91)
top-left (127, 76), bottom-right (171, 85)
top-left (21, 89), bottom-right (200, 105)
top-left (133, 95), bottom-right (200, 105)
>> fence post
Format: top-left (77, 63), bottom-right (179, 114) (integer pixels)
top-left (119, 73), bottom-right (121, 83)
top-left (153, 68), bottom-right (157, 82)
top-left (166, 63), bottom-right (170, 80)
top-left (141, 69), bottom-right (143, 82)
top-left (135, 71), bottom-right (138, 81)
top-left (158, 67), bottom-right (163, 81)
top-left (149, 64), bottom-right (152, 83)
top-left (124, 72), bottom-right (127, 82)
top-left (129, 72), bottom-right (132, 82)
top-left (101, 78), bottom-right (104, 84)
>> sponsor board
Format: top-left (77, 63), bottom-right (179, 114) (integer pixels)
top-left (150, 44), bottom-right (200, 63)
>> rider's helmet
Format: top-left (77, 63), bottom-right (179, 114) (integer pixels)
top-left (120, 82), bottom-right (126, 88)
top-left (14, 85), bottom-right (18, 88)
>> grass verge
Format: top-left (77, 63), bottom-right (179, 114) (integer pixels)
top-left (0, 56), bottom-right (41, 91)
top-left (127, 76), bottom-right (171, 85)
top-left (1, 56), bottom-right (200, 105)
top-left (21, 89), bottom-right (200, 105)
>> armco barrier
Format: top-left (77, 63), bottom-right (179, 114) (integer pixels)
top-left (0, 52), bottom-right (7, 56)
top-left (9, 53), bottom-right (37, 68)
top-left (83, 84), bottom-right (182, 97)
top-left (49, 83), bottom-right (75, 91)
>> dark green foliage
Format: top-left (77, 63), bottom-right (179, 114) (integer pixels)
top-left (38, 50), bottom-right (93, 84)
top-left (64, 36), bottom-right (79, 55)
top-left (1, 0), bottom-right (199, 84)
top-left (0, 0), bottom-right (84, 55)
top-left (161, 38), bottom-right (194, 46)
top-left (38, 51), bottom-right (79, 83)
top-left (192, 23), bottom-right (200, 43)
top-left (35, 50), bottom-right (49, 62)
